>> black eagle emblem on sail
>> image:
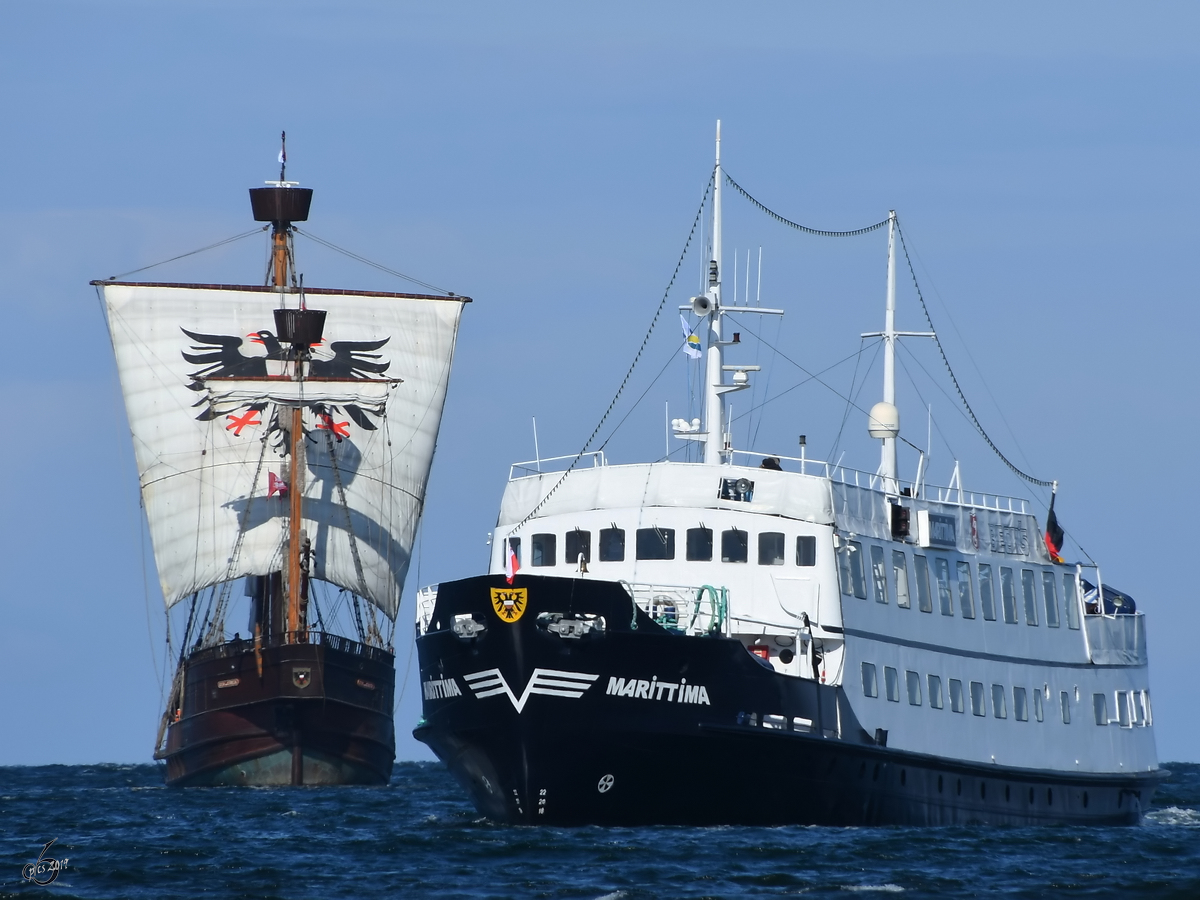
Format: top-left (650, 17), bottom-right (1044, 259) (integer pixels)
top-left (181, 327), bottom-right (392, 431)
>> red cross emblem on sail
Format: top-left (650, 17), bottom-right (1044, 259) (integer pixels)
top-left (225, 408), bottom-right (261, 435)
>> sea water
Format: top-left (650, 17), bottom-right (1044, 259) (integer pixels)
top-left (2, 762), bottom-right (1197, 898)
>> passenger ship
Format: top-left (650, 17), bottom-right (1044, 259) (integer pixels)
top-left (414, 125), bottom-right (1161, 825)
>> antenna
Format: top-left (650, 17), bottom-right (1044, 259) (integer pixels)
top-left (279, 130), bottom-right (287, 183)
top-left (756, 247), bottom-right (762, 306)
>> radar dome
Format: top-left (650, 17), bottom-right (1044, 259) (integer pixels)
top-left (868, 401), bottom-right (900, 440)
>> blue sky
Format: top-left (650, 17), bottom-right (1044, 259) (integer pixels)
top-left (2, 2), bottom-right (1198, 765)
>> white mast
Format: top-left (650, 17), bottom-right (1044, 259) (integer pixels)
top-left (703, 121), bottom-right (725, 465)
top-left (864, 210), bottom-right (933, 495)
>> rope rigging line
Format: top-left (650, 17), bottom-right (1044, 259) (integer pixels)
top-left (894, 219), bottom-right (1054, 489)
top-left (724, 173), bottom-right (889, 237)
top-left (292, 228), bottom-right (456, 296)
top-left (106, 227), bottom-right (267, 281)
top-left (515, 172), bottom-right (715, 529)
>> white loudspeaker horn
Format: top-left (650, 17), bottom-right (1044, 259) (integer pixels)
top-left (691, 294), bottom-right (712, 316)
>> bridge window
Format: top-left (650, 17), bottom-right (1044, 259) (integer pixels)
top-left (992, 684), bottom-right (1008, 719)
top-left (928, 674), bottom-right (944, 709)
top-left (722, 528), bottom-right (749, 563)
top-left (686, 527), bottom-right (712, 561)
top-left (949, 679), bottom-right (965, 713)
top-left (935, 558), bottom-right (954, 616)
top-left (1000, 567), bottom-right (1018, 624)
top-left (870, 545), bottom-right (888, 603)
top-left (906, 670), bottom-right (922, 706)
top-left (1034, 688), bottom-right (1044, 722)
top-left (1093, 693), bottom-right (1109, 726)
top-left (970, 681), bottom-right (986, 716)
top-left (979, 564), bottom-right (997, 621)
top-left (1063, 572), bottom-right (1081, 629)
top-left (892, 551), bottom-right (911, 608)
top-left (1116, 691), bottom-right (1131, 727)
top-left (507, 537), bottom-right (521, 568)
top-left (861, 662), bottom-right (878, 698)
top-left (1014, 686), bottom-right (1029, 722)
top-left (796, 535), bottom-right (816, 566)
top-left (956, 561), bottom-right (976, 619)
top-left (1041, 571), bottom-right (1060, 627)
top-left (1061, 690), bottom-right (1071, 724)
top-left (839, 540), bottom-right (866, 598)
top-left (758, 532), bottom-right (785, 566)
top-left (565, 529), bottom-right (591, 567)
top-left (885, 666), bottom-right (900, 702)
top-left (531, 533), bottom-right (556, 567)
top-left (914, 555), bottom-right (933, 612)
top-left (1021, 570), bottom-right (1039, 626)
top-left (636, 527), bottom-right (675, 560)
top-left (598, 527), bottom-right (625, 562)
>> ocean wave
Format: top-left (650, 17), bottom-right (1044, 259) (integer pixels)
top-left (1144, 806), bottom-right (1200, 827)
top-left (842, 886), bottom-right (905, 894)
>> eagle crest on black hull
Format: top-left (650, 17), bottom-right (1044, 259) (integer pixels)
top-left (97, 143), bottom-right (469, 786)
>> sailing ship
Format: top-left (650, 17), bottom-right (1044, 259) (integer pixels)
top-left (98, 149), bottom-right (468, 785)
top-left (412, 124), bottom-right (1162, 825)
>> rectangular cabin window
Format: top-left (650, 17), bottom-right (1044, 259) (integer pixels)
top-left (1042, 571), bottom-right (1060, 627)
top-left (565, 529), bottom-right (591, 567)
top-left (970, 681), bottom-right (986, 716)
top-left (885, 666), bottom-right (900, 702)
top-left (928, 674), bottom-right (944, 709)
top-left (599, 527), bottom-right (625, 562)
top-left (914, 555), bottom-right (933, 613)
top-left (1034, 688), bottom-right (1044, 722)
top-left (979, 564), bottom-right (997, 621)
top-left (870, 545), bottom-right (888, 603)
top-left (507, 537), bottom-right (521, 568)
top-left (1117, 691), bottom-right (1131, 727)
top-left (758, 532), bottom-right (785, 566)
top-left (687, 527), bottom-right (712, 561)
top-left (1144, 690), bottom-right (1153, 726)
top-left (950, 679), bottom-right (965, 713)
top-left (1061, 690), bottom-right (1072, 724)
top-left (1014, 686), bottom-right (1029, 722)
top-left (956, 561), bottom-right (976, 619)
top-left (722, 529), bottom-right (749, 563)
top-left (1093, 693), bottom-right (1109, 726)
top-left (906, 670), bottom-right (922, 706)
top-left (531, 533), bottom-right (556, 567)
top-left (636, 527), bottom-right (675, 560)
top-left (892, 551), bottom-right (911, 608)
top-left (1021, 569), bottom-right (1039, 626)
top-left (796, 535), bottom-right (816, 567)
top-left (1000, 567), bottom-right (1019, 624)
top-left (861, 662), bottom-right (878, 698)
top-left (935, 558), bottom-right (954, 616)
top-left (1064, 572), bottom-right (1081, 629)
top-left (1134, 691), bottom-right (1147, 726)
top-left (839, 541), bottom-right (867, 598)
top-left (991, 684), bottom-right (1008, 719)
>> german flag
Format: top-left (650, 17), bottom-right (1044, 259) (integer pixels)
top-left (1045, 489), bottom-right (1065, 564)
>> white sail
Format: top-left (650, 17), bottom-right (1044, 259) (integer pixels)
top-left (102, 283), bottom-right (467, 618)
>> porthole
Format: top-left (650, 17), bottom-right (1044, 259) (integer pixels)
top-left (938, 775), bottom-right (944, 794)
top-left (956, 778), bottom-right (962, 796)
top-left (860, 762), bottom-right (866, 778)
top-left (1029, 787), bottom-right (1035, 804)
top-left (901, 769), bottom-right (907, 786)
top-left (1083, 791), bottom-right (1089, 808)
top-left (873, 763), bottom-right (880, 781)
top-left (1048, 788), bottom-right (1053, 805)
top-left (980, 782), bottom-right (987, 800)
top-left (1005, 785), bottom-right (1011, 802)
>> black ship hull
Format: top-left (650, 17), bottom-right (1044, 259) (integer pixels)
top-left (415, 574), bottom-right (1162, 825)
top-left (158, 633), bottom-right (395, 786)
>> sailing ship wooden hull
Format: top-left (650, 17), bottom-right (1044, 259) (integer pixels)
top-left (158, 633), bottom-right (395, 786)
top-left (415, 575), bottom-right (1163, 826)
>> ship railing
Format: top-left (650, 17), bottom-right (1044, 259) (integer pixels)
top-left (620, 581), bottom-right (728, 636)
top-left (727, 451), bottom-right (1030, 513)
top-left (510, 451), bottom-right (607, 479)
top-left (1085, 613), bottom-right (1147, 666)
top-left (189, 631), bottom-right (392, 665)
